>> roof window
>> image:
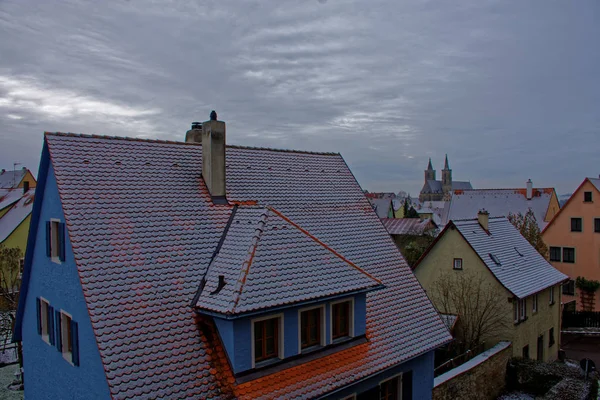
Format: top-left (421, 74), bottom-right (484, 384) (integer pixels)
top-left (489, 253), bottom-right (501, 265)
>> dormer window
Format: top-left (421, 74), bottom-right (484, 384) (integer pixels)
top-left (252, 315), bottom-right (282, 365)
top-left (332, 300), bottom-right (353, 340)
top-left (300, 306), bottom-right (324, 350)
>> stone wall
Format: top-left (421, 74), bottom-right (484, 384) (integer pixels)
top-left (433, 342), bottom-right (512, 400)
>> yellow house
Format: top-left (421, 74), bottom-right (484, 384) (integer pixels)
top-left (413, 211), bottom-right (568, 361)
top-left (0, 167), bottom-right (37, 254)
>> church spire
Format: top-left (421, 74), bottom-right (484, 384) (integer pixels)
top-left (444, 154), bottom-right (449, 170)
top-left (427, 158), bottom-right (433, 170)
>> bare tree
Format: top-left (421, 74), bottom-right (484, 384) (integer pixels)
top-left (508, 209), bottom-right (549, 259)
top-left (0, 245), bottom-right (22, 348)
top-left (430, 271), bottom-right (510, 352)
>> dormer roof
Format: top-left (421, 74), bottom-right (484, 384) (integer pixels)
top-left (195, 206), bottom-right (382, 316)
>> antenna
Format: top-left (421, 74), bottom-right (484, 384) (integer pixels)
top-left (13, 162), bottom-right (21, 188)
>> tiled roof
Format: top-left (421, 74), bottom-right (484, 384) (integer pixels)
top-left (381, 218), bottom-right (435, 236)
top-left (421, 180), bottom-right (473, 194)
top-left (0, 168), bottom-right (27, 189)
top-left (453, 217), bottom-right (568, 299)
top-left (0, 190), bottom-right (34, 243)
top-left (368, 197), bottom-right (392, 218)
top-left (40, 132), bottom-right (450, 399)
top-left (196, 207), bottom-right (382, 315)
top-left (443, 188), bottom-right (556, 230)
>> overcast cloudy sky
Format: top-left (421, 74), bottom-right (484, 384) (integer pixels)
top-left (1, 0), bottom-right (598, 196)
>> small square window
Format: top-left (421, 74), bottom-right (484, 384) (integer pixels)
top-left (332, 301), bottom-right (352, 340)
top-left (522, 345), bottom-right (529, 359)
top-left (61, 313), bottom-right (73, 358)
top-left (584, 191), bottom-right (593, 202)
top-left (40, 299), bottom-right (50, 341)
top-left (595, 218), bottom-right (600, 233)
top-left (532, 294), bottom-right (538, 313)
top-left (253, 317), bottom-right (280, 364)
top-left (549, 247), bottom-right (561, 262)
top-left (453, 258), bottom-right (463, 270)
top-left (515, 298), bottom-right (527, 322)
top-left (563, 248), bottom-right (575, 263)
top-left (571, 218), bottom-right (582, 232)
top-left (46, 220), bottom-right (65, 262)
top-left (549, 328), bottom-right (555, 347)
top-left (549, 287), bottom-right (555, 305)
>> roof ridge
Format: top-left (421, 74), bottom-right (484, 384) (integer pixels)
top-left (230, 209), bottom-right (270, 313)
top-left (268, 207), bottom-right (383, 285)
top-left (45, 131), bottom-right (340, 156)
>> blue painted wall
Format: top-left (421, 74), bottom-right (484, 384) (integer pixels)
top-left (22, 164), bottom-right (111, 400)
top-left (324, 350), bottom-right (436, 400)
top-left (214, 294), bottom-right (367, 375)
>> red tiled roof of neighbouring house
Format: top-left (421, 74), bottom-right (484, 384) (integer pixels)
top-left (33, 132), bottom-right (450, 399)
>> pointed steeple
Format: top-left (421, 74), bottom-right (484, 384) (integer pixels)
top-left (427, 158), bottom-right (433, 170)
top-left (444, 154), bottom-right (450, 170)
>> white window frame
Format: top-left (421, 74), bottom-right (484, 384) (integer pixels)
top-left (40, 297), bottom-right (50, 343)
top-left (330, 298), bottom-right (355, 342)
top-left (453, 258), bottom-right (463, 270)
top-left (549, 286), bottom-right (555, 305)
top-left (250, 313), bottom-right (284, 369)
top-left (515, 298), bottom-right (526, 323)
top-left (532, 294), bottom-right (538, 313)
top-left (379, 372), bottom-right (403, 400)
top-left (50, 218), bottom-right (62, 264)
top-left (60, 310), bottom-right (74, 364)
top-left (298, 304), bottom-right (326, 353)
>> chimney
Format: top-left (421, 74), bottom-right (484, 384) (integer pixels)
top-left (185, 122), bottom-right (203, 143)
top-left (478, 209), bottom-right (489, 231)
top-left (526, 179), bottom-right (533, 200)
top-left (201, 111), bottom-right (227, 203)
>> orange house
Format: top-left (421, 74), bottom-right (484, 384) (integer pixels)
top-left (542, 177), bottom-right (600, 311)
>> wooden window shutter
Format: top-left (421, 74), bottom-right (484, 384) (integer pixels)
top-left (36, 298), bottom-right (42, 335)
top-left (402, 371), bottom-right (413, 400)
top-left (55, 310), bottom-right (62, 352)
top-left (59, 223), bottom-right (66, 262)
top-left (48, 305), bottom-right (55, 345)
top-left (45, 222), bottom-right (52, 257)
top-left (71, 320), bottom-right (79, 366)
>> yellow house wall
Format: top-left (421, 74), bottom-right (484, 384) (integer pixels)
top-left (17, 170), bottom-right (36, 189)
top-left (0, 206), bottom-right (10, 218)
top-left (415, 227), bottom-right (561, 361)
top-left (545, 191), bottom-right (560, 222)
top-left (542, 180), bottom-right (600, 311)
top-left (1, 214), bottom-right (31, 255)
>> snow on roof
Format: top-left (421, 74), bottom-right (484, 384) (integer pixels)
top-left (0, 189), bottom-right (24, 211)
top-left (453, 217), bottom-right (568, 298)
top-left (444, 188), bottom-right (555, 230)
top-left (0, 169), bottom-right (27, 189)
top-left (0, 190), bottom-right (34, 242)
top-left (381, 218), bottom-right (435, 235)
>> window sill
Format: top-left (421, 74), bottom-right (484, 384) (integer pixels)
top-left (549, 301), bottom-right (556, 306)
top-left (51, 256), bottom-right (62, 265)
top-left (300, 344), bottom-right (323, 355)
top-left (62, 351), bottom-right (74, 366)
top-left (253, 357), bottom-right (280, 369)
top-left (41, 334), bottom-right (50, 344)
top-left (514, 317), bottom-right (528, 326)
top-left (332, 336), bottom-right (353, 345)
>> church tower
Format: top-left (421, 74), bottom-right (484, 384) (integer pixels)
top-left (442, 154), bottom-right (452, 195)
top-left (424, 158), bottom-right (436, 182)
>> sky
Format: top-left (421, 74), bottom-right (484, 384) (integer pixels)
top-left (0, 0), bottom-right (599, 196)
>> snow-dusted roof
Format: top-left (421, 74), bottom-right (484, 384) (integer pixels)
top-left (443, 188), bottom-right (555, 230)
top-left (453, 217), bottom-right (568, 299)
top-left (0, 190), bottom-right (34, 242)
top-left (381, 218), bottom-right (436, 235)
top-left (422, 180), bottom-right (473, 194)
top-left (0, 189), bottom-right (24, 211)
top-left (0, 169), bottom-right (27, 189)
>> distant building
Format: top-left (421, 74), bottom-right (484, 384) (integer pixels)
top-left (0, 167), bottom-right (37, 253)
top-left (419, 156), bottom-right (472, 202)
top-left (442, 180), bottom-right (560, 231)
top-left (414, 212), bottom-right (567, 361)
top-left (542, 177), bottom-right (600, 311)
top-left (0, 167), bottom-right (36, 191)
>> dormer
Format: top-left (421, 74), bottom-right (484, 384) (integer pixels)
top-left (192, 206), bottom-right (383, 375)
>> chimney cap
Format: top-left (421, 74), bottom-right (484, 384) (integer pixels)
top-left (210, 110), bottom-right (217, 121)
top-left (191, 122), bottom-right (202, 130)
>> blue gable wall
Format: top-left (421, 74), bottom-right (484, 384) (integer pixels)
top-left (214, 294), bottom-right (367, 374)
top-left (22, 163), bottom-right (111, 400)
top-left (322, 350), bottom-right (436, 400)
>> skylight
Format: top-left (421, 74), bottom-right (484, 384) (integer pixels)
top-left (514, 247), bottom-right (524, 257)
top-left (489, 253), bottom-right (501, 265)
